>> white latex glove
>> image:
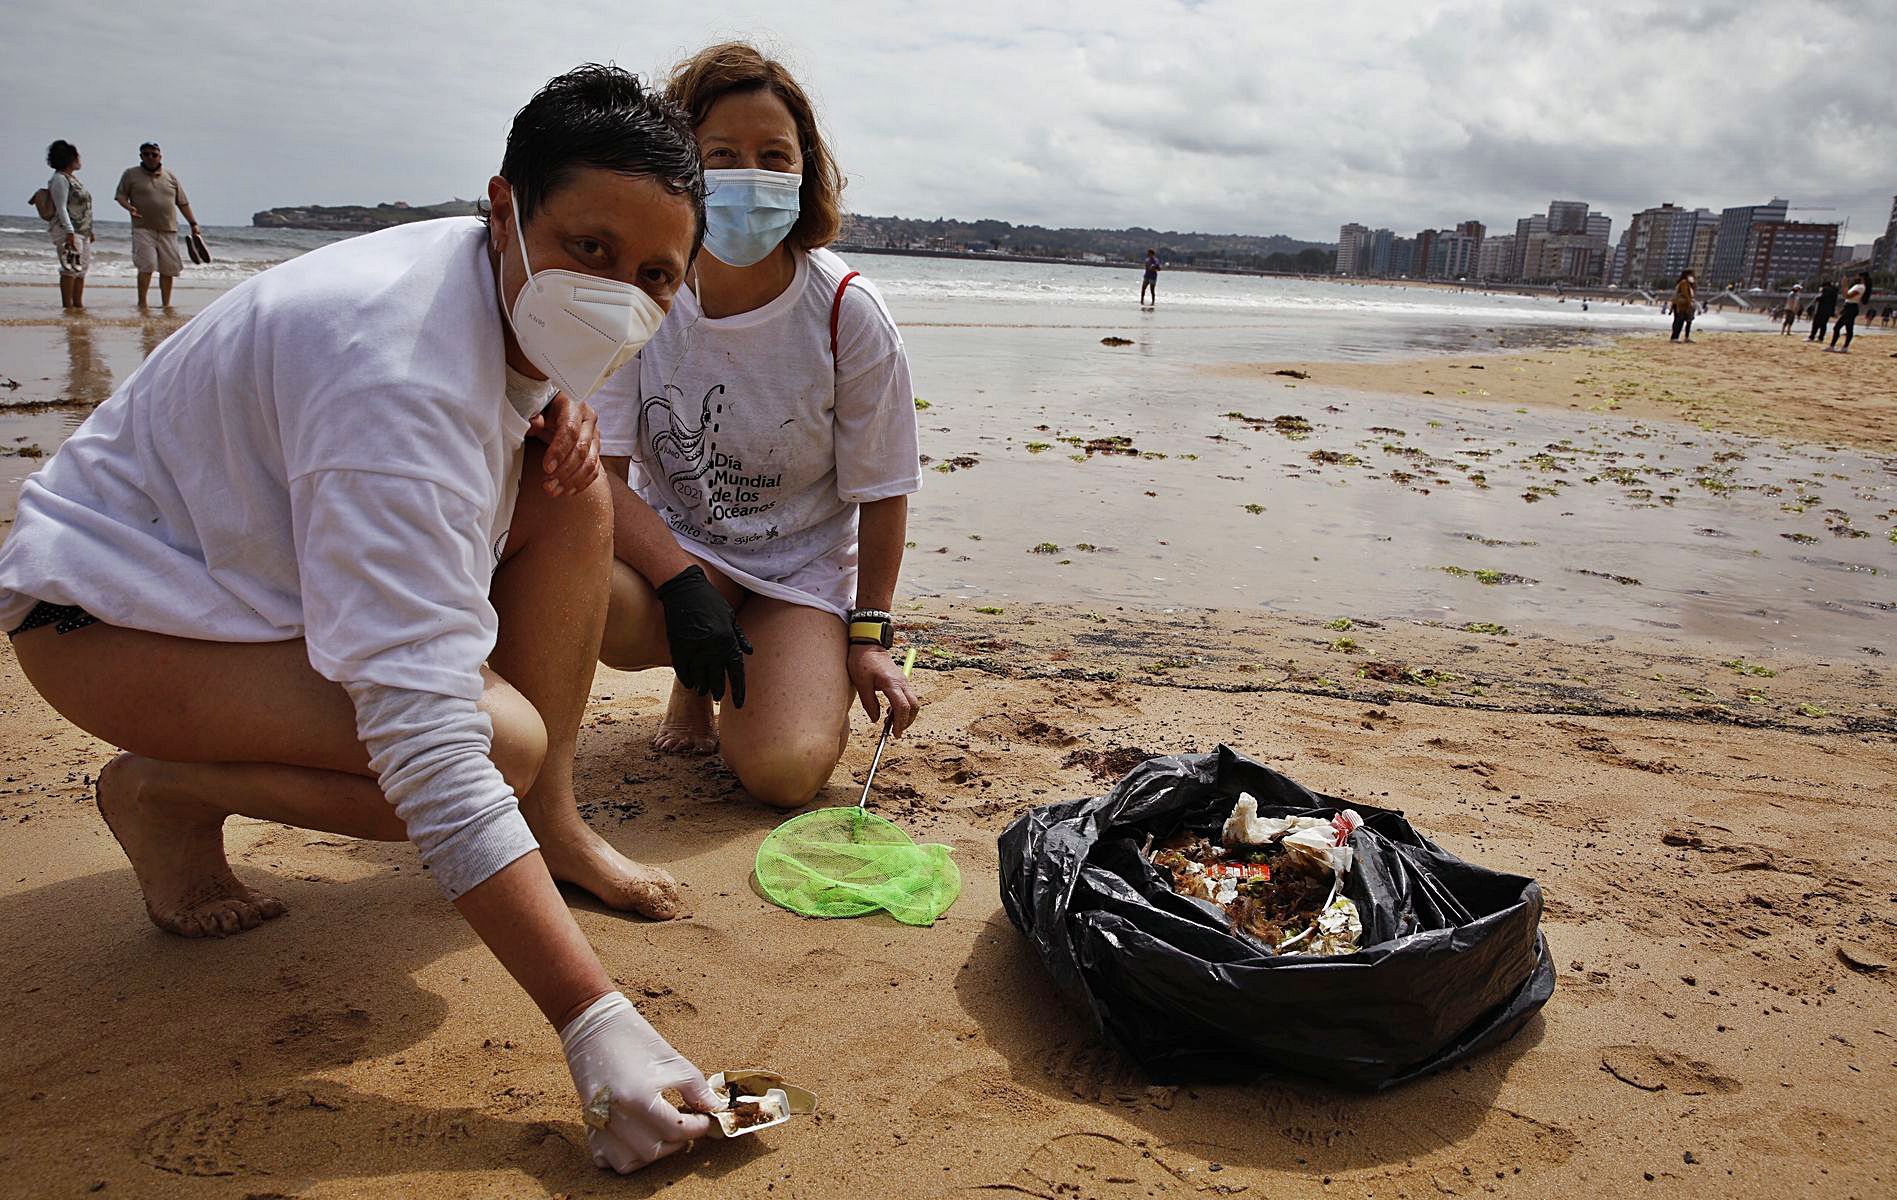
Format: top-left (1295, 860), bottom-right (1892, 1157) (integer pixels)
top-left (559, 992), bottom-right (719, 1172)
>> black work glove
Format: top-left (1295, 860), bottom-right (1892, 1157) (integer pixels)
top-left (654, 565), bottom-right (752, 707)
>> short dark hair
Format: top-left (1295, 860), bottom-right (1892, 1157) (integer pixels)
top-left (501, 64), bottom-right (704, 247)
top-left (47, 140), bottom-right (78, 171)
top-left (139, 142), bottom-right (159, 154)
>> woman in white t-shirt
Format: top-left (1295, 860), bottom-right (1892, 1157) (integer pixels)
top-left (596, 42), bottom-right (921, 807)
top-left (0, 68), bottom-right (726, 1175)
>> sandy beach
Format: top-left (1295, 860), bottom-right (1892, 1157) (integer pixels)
top-left (2, 273), bottom-right (1894, 1196)
top-left (1214, 329), bottom-right (1897, 455)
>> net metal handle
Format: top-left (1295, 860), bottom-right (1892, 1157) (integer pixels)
top-left (857, 648), bottom-right (917, 810)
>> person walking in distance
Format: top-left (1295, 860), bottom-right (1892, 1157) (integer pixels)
top-left (1780, 296), bottom-right (1799, 334)
top-left (114, 142), bottom-right (202, 309)
top-left (1140, 248), bottom-right (1160, 308)
top-left (1669, 270), bottom-right (1696, 342)
top-left (1806, 277), bottom-right (1839, 342)
top-left (1827, 273), bottom-right (1871, 353)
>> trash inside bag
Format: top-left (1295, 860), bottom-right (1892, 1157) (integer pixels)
top-left (998, 745), bottom-right (1555, 1089)
top-left (1153, 798), bottom-right (1363, 953)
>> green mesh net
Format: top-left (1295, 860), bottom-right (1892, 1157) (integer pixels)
top-left (755, 806), bottom-right (961, 926)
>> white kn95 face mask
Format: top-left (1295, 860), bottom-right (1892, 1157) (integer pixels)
top-left (502, 203), bottom-right (665, 401)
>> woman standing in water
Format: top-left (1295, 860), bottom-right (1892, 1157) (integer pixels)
top-left (595, 41), bottom-right (921, 808)
top-left (1140, 247), bottom-right (1161, 307)
top-left (42, 140), bottom-right (94, 310)
top-left (1, 67), bottom-right (723, 1174)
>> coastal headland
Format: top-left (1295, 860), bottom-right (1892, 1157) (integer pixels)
top-left (250, 199), bottom-right (479, 231)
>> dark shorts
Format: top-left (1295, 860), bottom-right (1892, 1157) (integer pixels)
top-left (7, 600), bottom-right (100, 637)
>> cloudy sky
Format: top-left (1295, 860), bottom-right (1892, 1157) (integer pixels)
top-left (6, 0), bottom-right (1893, 245)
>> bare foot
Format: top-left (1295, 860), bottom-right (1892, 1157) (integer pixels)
top-left (94, 754), bottom-right (288, 938)
top-left (653, 683), bottom-right (717, 754)
top-left (536, 815), bottom-right (690, 920)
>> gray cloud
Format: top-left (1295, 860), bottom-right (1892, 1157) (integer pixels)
top-left (3, 1), bottom-right (1891, 243)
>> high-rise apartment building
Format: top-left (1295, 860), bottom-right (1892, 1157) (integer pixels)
top-left (1710, 199), bottom-right (1788, 288)
top-left (1547, 201), bottom-right (1590, 235)
top-left (1623, 204), bottom-right (1714, 287)
top-left (1657, 208), bottom-right (1718, 279)
top-left (1436, 232), bottom-right (1481, 278)
top-left (1412, 229), bottom-right (1440, 277)
top-left (1390, 235), bottom-right (1415, 276)
top-left (1366, 228), bottom-right (1396, 275)
top-left (1510, 215), bottom-right (1547, 280)
top-left (1502, 202), bottom-right (1608, 283)
top-left (1741, 221), bottom-right (1838, 289)
top-left (1476, 234), bottom-right (1515, 280)
top-left (1689, 219), bottom-right (1719, 277)
top-left (1876, 194), bottom-right (1897, 274)
top-left (1336, 223), bottom-right (1369, 275)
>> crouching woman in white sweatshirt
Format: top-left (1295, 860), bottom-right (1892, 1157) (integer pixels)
top-left (0, 66), bottom-right (723, 1174)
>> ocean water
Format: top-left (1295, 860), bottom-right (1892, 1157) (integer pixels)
top-left (5, 218), bottom-right (1877, 659)
top-left (3, 213), bottom-right (1694, 341)
top-left (0, 217), bottom-right (341, 285)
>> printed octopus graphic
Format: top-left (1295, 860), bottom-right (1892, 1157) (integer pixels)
top-left (638, 382), bottom-right (723, 505)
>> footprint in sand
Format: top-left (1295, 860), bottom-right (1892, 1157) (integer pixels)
top-left (1600, 1044), bottom-right (1741, 1095)
top-left (1034, 1038), bottom-right (1148, 1106)
top-left (376, 1110), bottom-right (476, 1148)
top-left (961, 1131), bottom-right (1201, 1198)
top-left (909, 1066), bottom-right (1050, 1122)
top-left (138, 1090), bottom-right (343, 1177)
top-left (265, 1006), bottom-right (373, 1066)
top-left (613, 980), bottom-right (699, 1022)
top-left (968, 712), bottom-right (1081, 748)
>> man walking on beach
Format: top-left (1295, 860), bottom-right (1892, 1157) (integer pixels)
top-left (114, 142), bottom-right (202, 308)
top-left (1806, 278), bottom-right (1838, 343)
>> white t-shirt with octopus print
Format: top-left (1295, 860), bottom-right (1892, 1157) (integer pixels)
top-left (595, 247), bottom-right (920, 617)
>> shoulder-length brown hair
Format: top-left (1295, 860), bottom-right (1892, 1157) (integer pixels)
top-left (665, 42), bottom-right (843, 251)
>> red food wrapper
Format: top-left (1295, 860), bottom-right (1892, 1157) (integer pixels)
top-left (1206, 862), bottom-right (1272, 880)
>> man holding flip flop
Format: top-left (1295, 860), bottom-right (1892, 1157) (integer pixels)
top-left (115, 141), bottom-right (204, 308)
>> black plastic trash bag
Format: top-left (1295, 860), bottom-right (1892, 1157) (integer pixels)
top-left (998, 745), bottom-right (1554, 1089)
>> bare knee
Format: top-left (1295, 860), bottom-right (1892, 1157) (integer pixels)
top-left (600, 559), bottom-right (669, 671)
top-left (512, 446), bottom-right (613, 561)
top-left (484, 688), bottom-right (549, 797)
top-left (727, 737), bottom-right (844, 810)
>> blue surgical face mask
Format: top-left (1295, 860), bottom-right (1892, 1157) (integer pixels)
top-left (701, 168), bottom-right (802, 268)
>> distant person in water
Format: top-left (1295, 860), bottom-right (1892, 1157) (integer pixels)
top-left (114, 142), bottom-right (202, 309)
top-left (1807, 278), bottom-right (1838, 342)
top-left (39, 140), bottom-right (94, 310)
top-left (1827, 273), bottom-right (1870, 352)
top-left (1140, 248), bottom-right (1160, 307)
top-left (1669, 270), bottom-right (1696, 342)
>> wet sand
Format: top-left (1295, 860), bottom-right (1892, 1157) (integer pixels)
top-left (2, 283), bottom-right (1895, 1196)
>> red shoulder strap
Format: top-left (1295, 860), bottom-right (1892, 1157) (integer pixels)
top-left (830, 270), bottom-right (860, 362)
